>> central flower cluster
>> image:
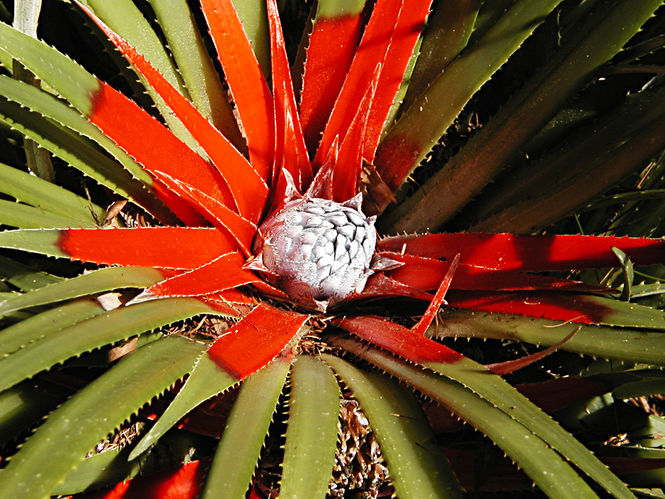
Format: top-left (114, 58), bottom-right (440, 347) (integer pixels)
top-left (254, 197), bottom-right (377, 309)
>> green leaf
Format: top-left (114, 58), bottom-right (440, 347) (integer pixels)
top-left (330, 329), bottom-right (634, 497)
top-left (232, 0), bottom-right (270, 79)
top-left (280, 356), bottom-right (341, 499)
top-left (0, 75), bottom-right (153, 186)
top-left (613, 247), bottom-right (635, 301)
top-left (0, 379), bottom-right (68, 445)
top-left (13, 0), bottom-right (55, 183)
top-left (0, 266), bottom-right (164, 316)
top-left (0, 299), bottom-right (106, 357)
top-left (471, 86), bottom-right (665, 233)
top-left (0, 254), bottom-right (62, 291)
top-left (0, 298), bottom-right (219, 392)
top-left (331, 336), bottom-right (600, 498)
top-left (385, 0), bottom-right (663, 232)
top-left (0, 229), bottom-right (72, 259)
top-left (0, 160), bottom-right (103, 225)
top-left (147, 0), bottom-right (241, 145)
top-left (440, 308), bottom-right (665, 366)
top-left (373, 0), bottom-right (564, 217)
top-left (0, 95), bottom-right (168, 218)
top-left (401, 0), bottom-right (479, 111)
top-left (129, 351), bottom-right (238, 460)
top-left (75, 0), bottom-right (202, 152)
top-left (202, 357), bottom-right (291, 499)
top-left (324, 355), bottom-right (462, 499)
top-left (0, 199), bottom-right (86, 229)
top-left (0, 334), bottom-right (206, 498)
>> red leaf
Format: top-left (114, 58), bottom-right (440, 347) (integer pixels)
top-left (150, 180), bottom-right (207, 226)
top-left (267, 0), bottom-right (312, 191)
top-left (207, 302), bottom-right (308, 378)
top-left (332, 68), bottom-right (379, 202)
top-left (362, 0), bottom-right (433, 163)
top-left (335, 315), bottom-right (463, 365)
top-left (314, 0), bottom-right (403, 167)
top-left (446, 291), bottom-right (615, 325)
top-left (89, 82), bottom-right (234, 217)
top-left (368, 131), bottom-right (422, 211)
top-left (83, 460), bottom-right (204, 499)
top-left (379, 233), bottom-right (665, 271)
top-left (79, 3), bottom-right (269, 223)
top-left (152, 171), bottom-right (257, 256)
top-left (201, 0), bottom-right (274, 180)
top-left (487, 326), bottom-right (580, 375)
top-left (58, 227), bottom-right (236, 269)
top-left (131, 252), bottom-right (261, 303)
top-left (306, 136), bottom-right (337, 200)
top-left (299, 13), bottom-right (363, 152)
top-left (382, 251), bottom-right (604, 292)
top-left (412, 253), bottom-right (459, 335)
top-left (352, 272), bottom-right (433, 301)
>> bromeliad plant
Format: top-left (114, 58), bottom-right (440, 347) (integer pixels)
top-left (1, 0), bottom-right (665, 497)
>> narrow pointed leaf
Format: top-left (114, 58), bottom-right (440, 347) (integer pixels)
top-left (412, 253), bottom-right (459, 335)
top-left (401, 0), bottom-right (479, 110)
top-left (280, 356), bottom-right (340, 499)
top-left (446, 291), bottom-right (665, 328)
top-left (201, 0), bottom-right (273, 180)
top-left (0, 22), bottom-right (231, 216)
top-left (0, 227), bottom-right (236, 269)
top-left (299, 0), bottom-right (365, 151)
top-left (75, 0), bottom-right (202, 151)
top-left (0, 75), bottom-right (178, 223)
top-left (89, 81), bottom-right (233, 216)
top-left (136, 252), bottom-right (260, 302)
top-left (0, 335), bottom-right (206, 498)
top-left (232, 0), bottom-right (270, 77)
top-left (379, 232), bottom-right (665, 271)
top-left (268, 0), bottom-right (312, 191)
top-left (361, 0), bottom-right (434, 163)
top-left (0, 299), bottom-right (106, 358)
top-left (384, 0), bottom-right (662, 229)
top-left (0, 254), bottom-right (62, 291)
top-left (0, 266), bottom-right (165, 316)
top-left (325, 355), bottom-right (462, 498)
top-left (370, 0), bottom-right (564, 215)
top-left (440, 308), bottom-right (665, 366)
top-left (202, 357), bottom-right (291, 499)
top-left (0, 92), bottom-right (171, 221)
top-left (83, 8), bottom-right (269, 223)
top-left (147, 0), bottom-right (242, 145)
top-left (333, 69), bottom-right (378, 202)
top-left (0, 380), bottom-right (66, 446)
top-left (327, 336), bottom-right (600, 498)
top-left (382, 251), bottom-right (601, 293)
top-left (131, 304), bottom-right (308, 458)
top-left (0, 199), bottom-right (88, 229)
top-left (336, 316), bottom-right (634, 497)
top-left (0, 298), bottom-right (220, 393)
top-left (0, 160), bottom-right (103, 225)
top-left (151, 172), bottom-right (257, 255)
top-left (314, 0), bottom-right (402, 166)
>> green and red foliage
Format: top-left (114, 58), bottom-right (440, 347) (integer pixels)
top-left (0, 0), bottom-right (664, 497)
